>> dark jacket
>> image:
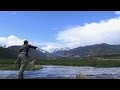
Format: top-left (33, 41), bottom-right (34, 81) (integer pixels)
top-left (19, 44), bottom-right (37, 57)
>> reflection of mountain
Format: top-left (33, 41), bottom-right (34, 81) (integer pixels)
top-left (0, 46), bottom-right (47, 60)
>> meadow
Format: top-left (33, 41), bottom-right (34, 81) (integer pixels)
top-left (0, 58), bottom-right (120, 70)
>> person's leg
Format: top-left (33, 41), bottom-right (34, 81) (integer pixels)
top-left (17, 54), bottom-right (28, 79)
top-left (29, 60), bottom-right (36, 70)
top-left (15, 56), bottom-right (21, 70)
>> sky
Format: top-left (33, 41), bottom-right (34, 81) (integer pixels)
top-left (0, 11), bottom-right (120, 52)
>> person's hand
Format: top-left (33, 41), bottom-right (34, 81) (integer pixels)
top-left (35, 47), bottom-right (37, 49)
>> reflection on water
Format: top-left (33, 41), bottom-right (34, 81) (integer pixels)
top-left (0, 65), bottom-right (120, 79)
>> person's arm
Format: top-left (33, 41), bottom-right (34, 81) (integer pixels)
top-left (18, 47), bottom-right (22, 53)
top-left (29, 45), bottom-right (38, 49)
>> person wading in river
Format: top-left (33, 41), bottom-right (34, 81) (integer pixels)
top-left (15, 40), bottom-right (38, 79)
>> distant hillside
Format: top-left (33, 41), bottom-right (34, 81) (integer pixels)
top-left (0, 47), bottom-right (17, 59)
top-left (0, 46), bottom-right (47, 60)
top-left (1, 43), bottom-right (120, 60)
top-left (51, 43), bottom-right (120, 58)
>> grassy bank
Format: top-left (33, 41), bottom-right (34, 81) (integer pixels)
top-left (0, 59), bottom-right (120, 70)
top-left (0, 64), bottom-right (42, 70)
top-left (36, 59), bottom-right (120, 67)
top-left (0, 59), bottom-right (42, 70)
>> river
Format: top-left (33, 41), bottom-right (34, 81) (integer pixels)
top-left (0, 65), bottom-right (120, 79)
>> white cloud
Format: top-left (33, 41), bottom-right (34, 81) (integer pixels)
top-left (0, 35), bottom-right (25, 47)
top-left (41, 44), bottom-right (58, 52)
top-left (39, 43), bottom-right (63, 52)
top-left (115, 11), bottom-right (120, 15)
top-left (56, 16), bottom-right (120, 48)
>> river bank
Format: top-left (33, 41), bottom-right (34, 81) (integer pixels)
top-left (1, 59), bottom-right (120, 70)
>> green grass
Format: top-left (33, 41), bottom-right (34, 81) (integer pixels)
top-left (0, 59), bottom-right (15, 64)
top-left (0, 59), bottom-right (43, 70)
top-left (36, 59), bottom-right (120, 67)
top-left (0, 64), bottom-right (42, 70)
top-left (0, 59), bottom-right (120, 70)
top-left (0, 64), bottom-right (15, 70)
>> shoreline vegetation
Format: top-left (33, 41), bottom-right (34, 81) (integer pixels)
top-left (0, 64), bottom-right (43, 70)
top-left (0, 59), bottom-right (43, 70)
top-left (0, 59), bottom-right (120, 70)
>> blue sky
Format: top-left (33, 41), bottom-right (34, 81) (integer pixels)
top-left (0, 11), bottom-right (120, 52)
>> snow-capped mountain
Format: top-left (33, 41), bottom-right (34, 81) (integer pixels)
top-left (41, 47), bottom-right (71, 53)
top-left (0, 44), bottom-right (7, 48)
top-left (36, 48), bottom-right (47, 53)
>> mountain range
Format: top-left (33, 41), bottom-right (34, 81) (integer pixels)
top-left (1, 43), bottom-right (120, 60)
top-left (0, 46), bottom-right (47, 60)
top-left (50, 43), bottom-right (120, 58)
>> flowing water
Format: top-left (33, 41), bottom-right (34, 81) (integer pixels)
top-left (0, 65), bottom-right (120, 79)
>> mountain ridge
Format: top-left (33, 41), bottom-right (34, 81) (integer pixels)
top-left (1, 43), bottom-right (120, 59)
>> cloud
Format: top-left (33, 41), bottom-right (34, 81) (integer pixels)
top-left (0, 35), bottom-right (25, 47)
top-left (41, 44), bottom-right (58, 52)
top-left (39, 43), bottom-right (63, 52)
top-left (56, 16), bottom-right (120, 48)
top-left (115, 11), bottom-right (120, 15)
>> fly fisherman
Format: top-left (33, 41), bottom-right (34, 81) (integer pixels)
top-left (15, 40), bottom-right (38, 79)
